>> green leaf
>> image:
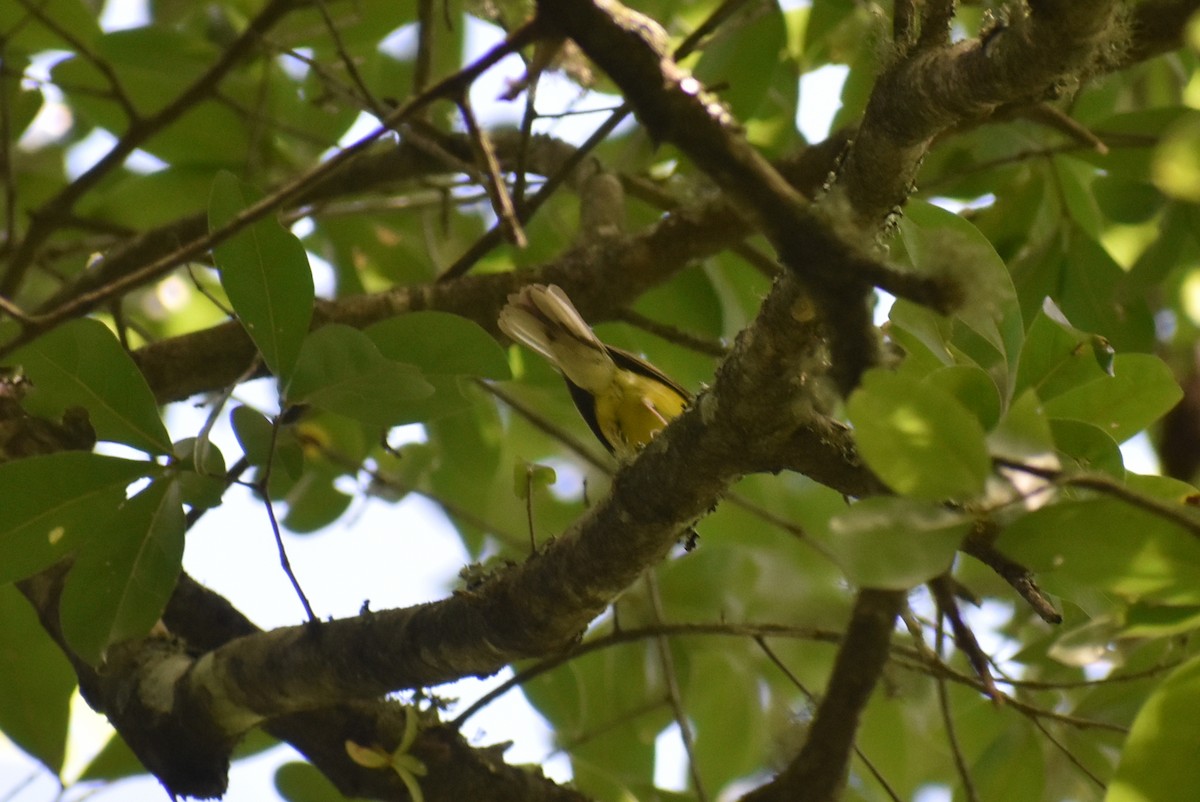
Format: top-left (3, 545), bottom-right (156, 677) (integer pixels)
top-left (1107, 655), bottom-right (1200, 801)
top-left (847, 369), bottom-right (991, 500)
top-left (1013, 303), bottom-right (1111, 402)
top-left (1050, 420), bottom-right (1124, 477)
top-left (825, 497), bottom-right (969, 589)
top-left (275, 760), bottom-right (352, 802)
top-left (924, 364), bottom-right (1001, 432)
top-left (12, 317), bottom-right (172, 454)
top-left (692, 2), bottom-right (787, 123)
top-left (0, 453), bottom-right (157, 584)
top-left (1151, 111), bottom-right (1200, 202)
top-left (52, 28), bottom-right (251, 167)
top-left (0, 0), bottom-right (100, 51)
top-left (281, 470), bottom-right (353, 534)
top-left (59, 479), bottom-right (185, 665)
top-left (209, 170), bottom-right (314, 380)
top-left (365, 312), bottom-right (511, 379)
top-left (1053, 155), bottom-right (1104, 238)
top-left (900, 200), bottom-right (1022, 370)
top-left (0, 584), bottom-right (75, 773)
top-left (232, 405), bottom-right (277, 466)
top-left (173, 437), bottom-right (228, 510)
top-left (1060, 235), bottom-right (1155, 351)
top-left (1121, 603), bottom-right (1200, 638)
top-left (996, 499), bottom-right (1200, 604)
top-left (285, 325), bottom-right (434, 427)
top-left (512, 461), bottom-right (557, 500)
top-left (1042, 354), bottom-right (1182, 443)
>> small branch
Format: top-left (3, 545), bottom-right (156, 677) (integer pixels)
top-left (961, 524), bottom-right (1061, 624)
top-left (261, 413), bottom-right (317, 623)
top-left (929, 575), bottom-right (998, 700)
top-left (756, 637), bottom-right (903, 802)
top-left (0, 20), bottom-right (543, 354)
top-left (996, 458), bottom-right (1200, 540)
top-left (458, 94), bottom-right (527, 247)
top-left (933, 617), bottom-right (980, 802)
top-left (647, 573), bottom-right (709, 802)
top-left (2, 0), bottom-right (297, 296)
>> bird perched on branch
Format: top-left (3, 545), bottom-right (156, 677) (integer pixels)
top-left (498, 284), bottom-right (690, 458)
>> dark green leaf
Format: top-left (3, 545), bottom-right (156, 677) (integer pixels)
top-left (232, 405), bottom-right (277, 466)
top-left (285, 325), bottom-right (434, 426)
top-left (847, 369), bottom-right (991, 500)
top-left (60, 479), bottom-right (185, 665)
top-left (924, 364), bottom-right (1001, 431)
top-left (1060, 235), bottom-right (1155, 351)
top-left (365, 312), bottom-right (510, 379)
top-left (900, 199), bottom-right (1022, 370)
top-left (0, 453), bottom-right (158, 584)
top-left (1122, 603), bottom-right (1200, 638)
top-left (13, 317), bottom-right (172, 454)
top-left (0, 584), bottom-right (75, 773)
top-left (209, 170), bottom-right (315, 380)
top-left (282, 470), bottom-right (353, 534)
top-left (692, 3), bottom-right (787, 123)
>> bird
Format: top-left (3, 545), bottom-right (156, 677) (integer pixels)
top-left (498, 284), bottom-right (690, 458)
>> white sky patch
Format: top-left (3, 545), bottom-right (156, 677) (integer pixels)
top-left (654, 722), bottom-right (689, 792)
top-left (797, 64), bottom-right (848, 142)
top-left (1121, 431), bottom-right (1161, 474)
top-left (101, 0), bottom-right (150, 31)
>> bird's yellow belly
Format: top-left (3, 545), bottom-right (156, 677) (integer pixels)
top-left (595, 372), bottom-right (688, 456)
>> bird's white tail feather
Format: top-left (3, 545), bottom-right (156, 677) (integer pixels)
top-left (499, 284), bottom-right (616, 394)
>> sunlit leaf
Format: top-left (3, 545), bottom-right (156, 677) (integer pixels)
top-left (1108, 655), bottom-right (1200, 801)
top-left (1042, 354), bottom-right (1182, 443)
top-left (847, 369), bottom-right (991, 500)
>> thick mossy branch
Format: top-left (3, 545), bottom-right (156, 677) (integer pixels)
top-left (841, 0), bottom-right (1121, 227)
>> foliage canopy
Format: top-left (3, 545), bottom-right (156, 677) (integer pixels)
top-left (3, 1), bottom-right (1200, 801)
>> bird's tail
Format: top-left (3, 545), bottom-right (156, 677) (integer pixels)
top-left (498, 284), bottom-right (617, 394)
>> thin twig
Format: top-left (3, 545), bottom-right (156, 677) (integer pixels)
top-left (314, 0), bottom-right (389, 120)
top-left (1029, 716), bottom-right (1108, 790)
top-left (261, 412), bottom-right (316, 622)
top-left (996, 457), bottom-right (1200, 540)
top-left (437, 104), bottom-right (628, 281)
top-left (756, 637), bottom-right (902, 802)
top-left (14, 0), bottom-right (140, 121)
top-left (646, 572), bottom-right (709, 802)
top-left (930, 575), bottom-right (998, 700)
top-left (458, 93), bottom-right (527, 247)
top-left (0, 20), bottom-right (543, 354)
top-left (934, 614), bottom-right (980, 802)
top-left (450, 621), bottom-right (843, 728)
top-left (613, 307), bottom-right (728, 358)
top-left (2, 0), bottom-right (297, 296)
